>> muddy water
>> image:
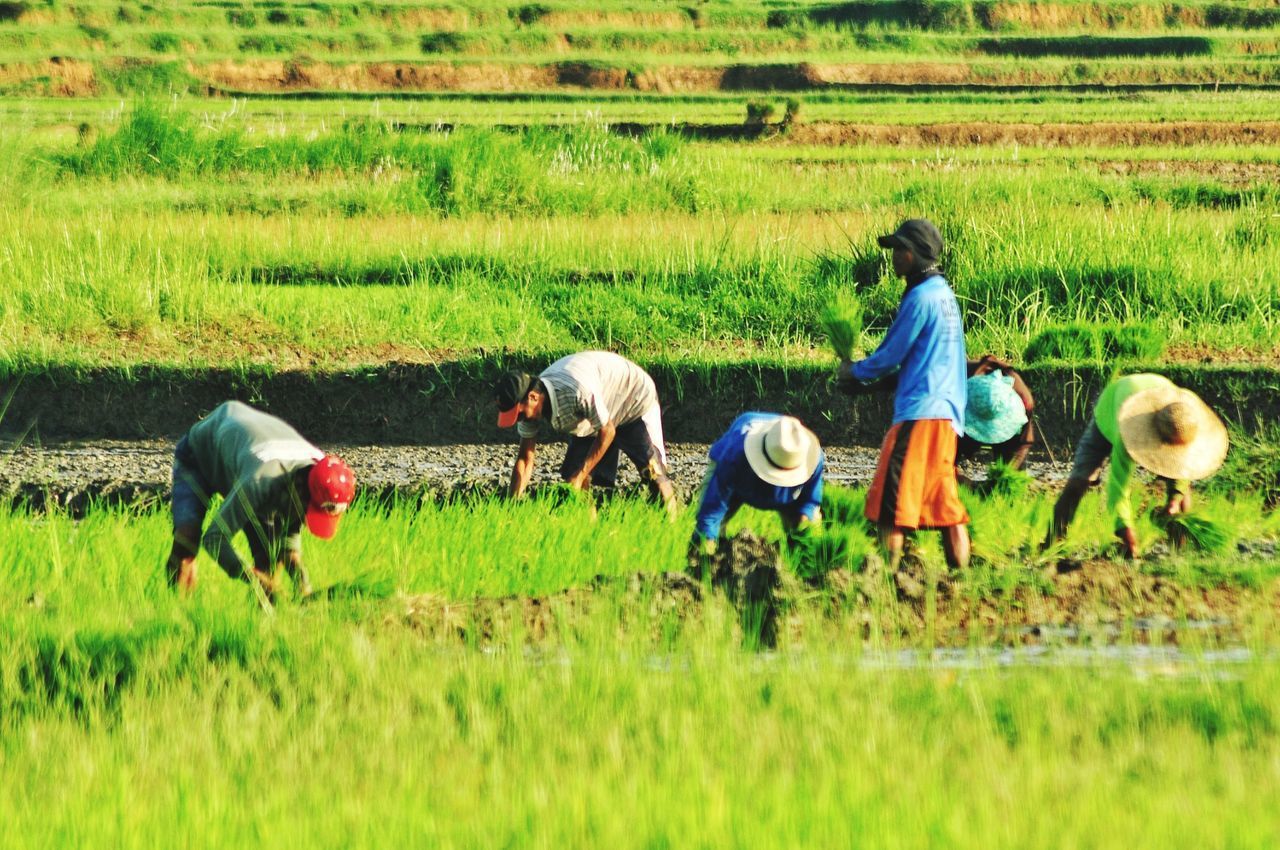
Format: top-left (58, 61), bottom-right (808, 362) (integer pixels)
top-left (0, 439), bottom-right (1070, 509)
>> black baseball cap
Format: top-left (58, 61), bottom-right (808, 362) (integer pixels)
top-left (877, 218), bottom-right (943, 264)
top-left (495, 370), bottom-right (535, 427)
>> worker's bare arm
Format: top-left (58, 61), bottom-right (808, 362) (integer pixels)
top-left (284, 549), bottom-right (313, 597)
top-left (509, 438), bottom-right (538, 498)
top-left (566, 421), bottom-right (617, 489)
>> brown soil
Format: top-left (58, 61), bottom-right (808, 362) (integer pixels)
top-left (1092, 159), bottom-right (1280, 186)
top-left (15, 55), bottom-right (1279, 98)
top-left (783, 121), bottom-right (1280, 148)
top-left (375, 534), bottom-right (1280, 649)
top-left (981, 2), bottom-right (1193, 31)
top-left (537, 10), bottom-right (692, 30)
top-left (0, 57), bottom-right (97, 96)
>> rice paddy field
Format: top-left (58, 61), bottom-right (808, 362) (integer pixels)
top-left (4, 0), bottom-right (1280, 846)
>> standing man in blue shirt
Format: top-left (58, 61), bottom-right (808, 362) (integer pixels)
top-left (690, 413), bottom-right (825, 558)
top-left (840, 218), bottom-right (970, 572)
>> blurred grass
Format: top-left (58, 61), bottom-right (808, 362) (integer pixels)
top-left (1, 487), bottom-right (1280, 845)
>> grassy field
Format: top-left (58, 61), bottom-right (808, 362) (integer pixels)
top-left (6, 3), bottom-right (1280, 844)
top-left (2, 100), bottom-right (1279, 371)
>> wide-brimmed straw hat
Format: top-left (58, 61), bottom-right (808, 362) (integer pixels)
top-left (743, 416), bottom-right (822, 488)
top-left (1118, 386), bottom-right (1228, 481)
top-left (964, 370), bottom-right (1028, 445)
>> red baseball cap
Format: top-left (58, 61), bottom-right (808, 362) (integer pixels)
top-left (495, 371), bottom-right (535, 428)
top-left (306, 455), bottom-right (356, 539)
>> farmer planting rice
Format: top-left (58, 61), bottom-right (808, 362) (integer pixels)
top-left (840, 218), bottom-right (970, 571)
top-left (689, 413), bottom-right (825, 558)
top-left (1046, 374), bottom-right (1228, 559)
top-left (496, 351), bottom-right (677, 513)
top-left (165, 401), bottom-right (355, 602)
top-left (958, 355), bottom-right (1036, 485)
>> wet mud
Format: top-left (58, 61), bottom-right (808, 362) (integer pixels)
top-left (371, 532), bottom-right (1280, 650)
top-left (3, 439), bottom-right (971, 512)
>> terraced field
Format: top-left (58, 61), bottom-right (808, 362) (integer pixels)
top-left (4, 2), bottom-right (1280, 847)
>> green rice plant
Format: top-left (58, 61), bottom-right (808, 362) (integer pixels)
top-left (1206, 427), bottom-right (1280, 507)
top-left (1024, 323), bottom-right (1102, 363)
top-left (819, 293), bottom-right (863, 360)
top-left (1153, 511), bottom-right (1233, 554)
top-left (983, 460), bottom-right (1033, 499)
top-left (785, 529), bottom-right (855, 579)
top-left (821, 483), bottom-right (872, 533)
top-left (1098, 322), bottom-right (1166, 361)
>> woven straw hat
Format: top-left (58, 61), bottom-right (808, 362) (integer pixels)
top-left (743, 416), bottom-right (822, 488)
top-left (1117, 386), bottom-right (1228, 481)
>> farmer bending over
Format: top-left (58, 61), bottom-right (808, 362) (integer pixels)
top-left (690, 413), bottom-right (824, 561)
top-left (166, 400), bottom-right (356, 602)
top-left (1045, 374), bottom-right (1227, 559)
top-left (959, 355), bottom-right (1036, 488)
top-left (839, 218), bottom-right (970, 571)
top-left (496, 351), bottom-right (677, 514)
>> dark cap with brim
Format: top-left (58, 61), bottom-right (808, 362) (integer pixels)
top-left (878, 218), bottom-right (944, 264)
top-left (495, 370), bottom-right (535, 428)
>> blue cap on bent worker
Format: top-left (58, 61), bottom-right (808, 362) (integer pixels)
top-left (877, 218), bottom-right (944, 264)
top-left (964, 371), bottom-right (1028, 445)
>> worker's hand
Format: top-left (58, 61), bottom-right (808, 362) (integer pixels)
top-left (793, 514), bottom-right (820, 536)
top-left (686, 535), bottom-right (718, 579)
top-left (566, 470), bottom-right (590, 491)
top-left (250, 568), bottom-right (281, 605)
top-left (1114, 527), bottom-right (1139, 560)
top-left (1162, 495), bottom-right (1186, 517)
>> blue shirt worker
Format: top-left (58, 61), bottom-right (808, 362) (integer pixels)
top-left (840, 218), bottom-right (970, 572)
top-left (691, 413), bottom-right (825, 555)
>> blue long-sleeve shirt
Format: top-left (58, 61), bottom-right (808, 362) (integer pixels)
top-left (694, 413), bottom-right (825, 541)
top-left (850, 275), bottom-right (967, 435)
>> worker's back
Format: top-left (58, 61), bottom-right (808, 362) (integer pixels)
top-left (185, 401), bottom-right (322, 495)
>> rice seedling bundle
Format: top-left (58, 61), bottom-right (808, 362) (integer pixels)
top-left (1154, 511), bottom-right (1232, 553)
top-left (819, 293), bottom-right (863, 360)
top-left (786, 529), bottom-right (853, 579)
top-left (984, 460), bottom-right (1033, 498)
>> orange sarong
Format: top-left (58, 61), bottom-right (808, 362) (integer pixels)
top-left (865, 419), bottom-right (969, 530)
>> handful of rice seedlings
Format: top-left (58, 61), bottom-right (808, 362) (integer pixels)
top-left (787, 530), bottom-right (852, 580)
top-left (819, 293), bottom-right (863, 360)
top-left (1152, 511), bottom-right (1231, 554)
top-left (984, 460), bottom-right (1033, 499)
top-left (821, 483), bottom-right (873, 534)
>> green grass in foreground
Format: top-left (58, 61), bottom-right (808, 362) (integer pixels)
top-left (2, 486), bottom-right (1280, 847)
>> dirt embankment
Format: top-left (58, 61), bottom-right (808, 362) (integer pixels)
top-left (3, 362), bottom-right (1277, 452)
top-left (374, 532), bottom-right (1280, 649)
top-left (9, 55), bottom-right (1280, 98)
top-left (783, 120), bottom-right (1280, 148)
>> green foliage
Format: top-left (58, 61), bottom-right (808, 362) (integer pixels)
top-left (99, 60), bottom-right (199, 95)
top-left (1025, 323), bottom-right (1165, 364)
top-left (975, 36), bottom-right (1215, 58)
